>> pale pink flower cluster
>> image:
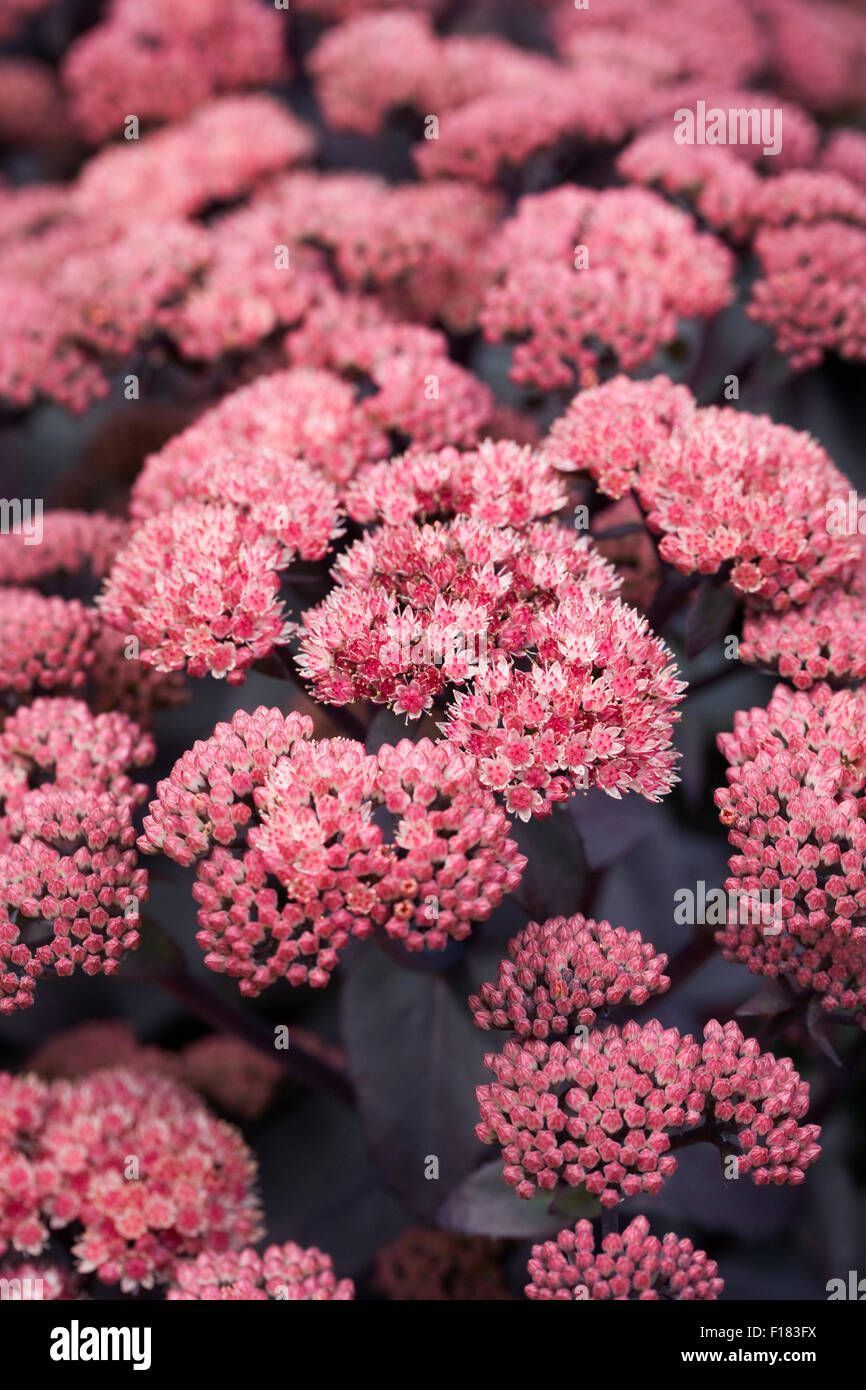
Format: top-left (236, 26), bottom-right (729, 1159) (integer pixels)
top-left (469, 913), bottom-right (670, 1038)
top-left (167, 1242), bottom-right (354, 1300)
top-left (526, 1215), bottom-right (723, 1300)
top-left (544, 376), bottom-right (858, 609)
top-left (344, 440), bottom-right (567, 528)
top-left (132, 369), bottom-right (388, 510)
top-left (0, 510), bottom-right (127, 588)
top-left (0, 1068), bottom-right (262, 1290)
top-left (480, 186), bottom-right (733, 389)
top-left (298, 517), bottom-right (619, 718)
top-left (443, 593), bottom-right (685, 819)
top-left (0, 1258), bottom-right (81, 1300)
top-left (476, 1018), bottom-right (820, 1204)
top-left (62, 0), bottom-right (289, 140)
top-left (551, 0), bottom-right (765, 88)
top-left (140, 708), bottom-right (525, 992)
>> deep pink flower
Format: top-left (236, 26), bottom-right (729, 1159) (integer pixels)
top-left (369, 738), bottom-right (526, 949)
top-left (740, 579), bottom-right (866, 690)
top-left (167, 1242), bottom-right (354, 1300)
top-left (477, 1018), bottom-right (819, 1204)
top-left (526, 1215), bottom-right (723, 1300)
top-left (469, 913), bottom-right (669, 1037)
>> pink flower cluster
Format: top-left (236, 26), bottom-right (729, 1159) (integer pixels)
top-left (0, 97), bottom-right (314, 410)
top-left (469, 913), bottom-right (669, 1038)
top-left (167, 1242), bottom-right (354, 1300)
top-left (551, 0), bottom-right (765, 88)
top-left (299, 516), bottom-right (619, 718)
top-left (344, 440), bottom-right (567, 528)
top-left (476, 1018), bottom-right (820, 1205)
top-left (480, 186), bottom-right (734, 390)
top-left (0, 699), bottom-right (152, 1014)
top-left (0, 1068), bottom-right (262, 1290)
top-left (0, 1258), bottom-right (81, 1300)
top-left (63, 0), bottom-right (289, 140)
top-left (0, 589), bottom-right (96, 699)
top-left (101, 443), bottom-right (344, 685)
top-left (443, 592), bottom-right (685, 819)
top-left (140, 709), bottom-right (525, 993)
top-left (715, 685), bottom-right (866, 1027)
top-left (0, 511), bottom-right (127, 588)
top-left (544, 375), bottom-right (858, 608)
top-left (27, 1019), bottom-right (283, 1123)
top-left (526, 1215), bottom-right (723, 1300)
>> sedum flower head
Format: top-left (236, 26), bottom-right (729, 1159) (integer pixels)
top-left (167, 1242), bottom-right (354, 1300)
top-left (526, 1215), bottom-right (723, 1300)
top-left (469, 913), bottom-right (669, 1038)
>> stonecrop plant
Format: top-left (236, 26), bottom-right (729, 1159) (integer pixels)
top-left (0, 0), bottom-right (864, 1319)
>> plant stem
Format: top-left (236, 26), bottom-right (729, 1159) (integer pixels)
top-left (159, 964), bottom-right (355, 1106)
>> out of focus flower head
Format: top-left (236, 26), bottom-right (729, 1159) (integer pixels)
top-left (374, 1228), bottom-right (512, 1301)
top-left (0, 1068), bottom-right (263, 1290)
top-left (480, 186), bottom-right (734, 390)
top-left (551, 0), bottom-right (766, 88)
top-left (132, 369), bottom-right (388, 516)
top-left (63, 0), bottom-right (290, 141)
top-left (526, 1215), bottom-right (723, 1300)
top-left (167, 1242), bottom-right (354, 1300)
top-left (0, 589), bottom-right (97, 701)
top-left (0, 511), bottom-right (127, 590)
